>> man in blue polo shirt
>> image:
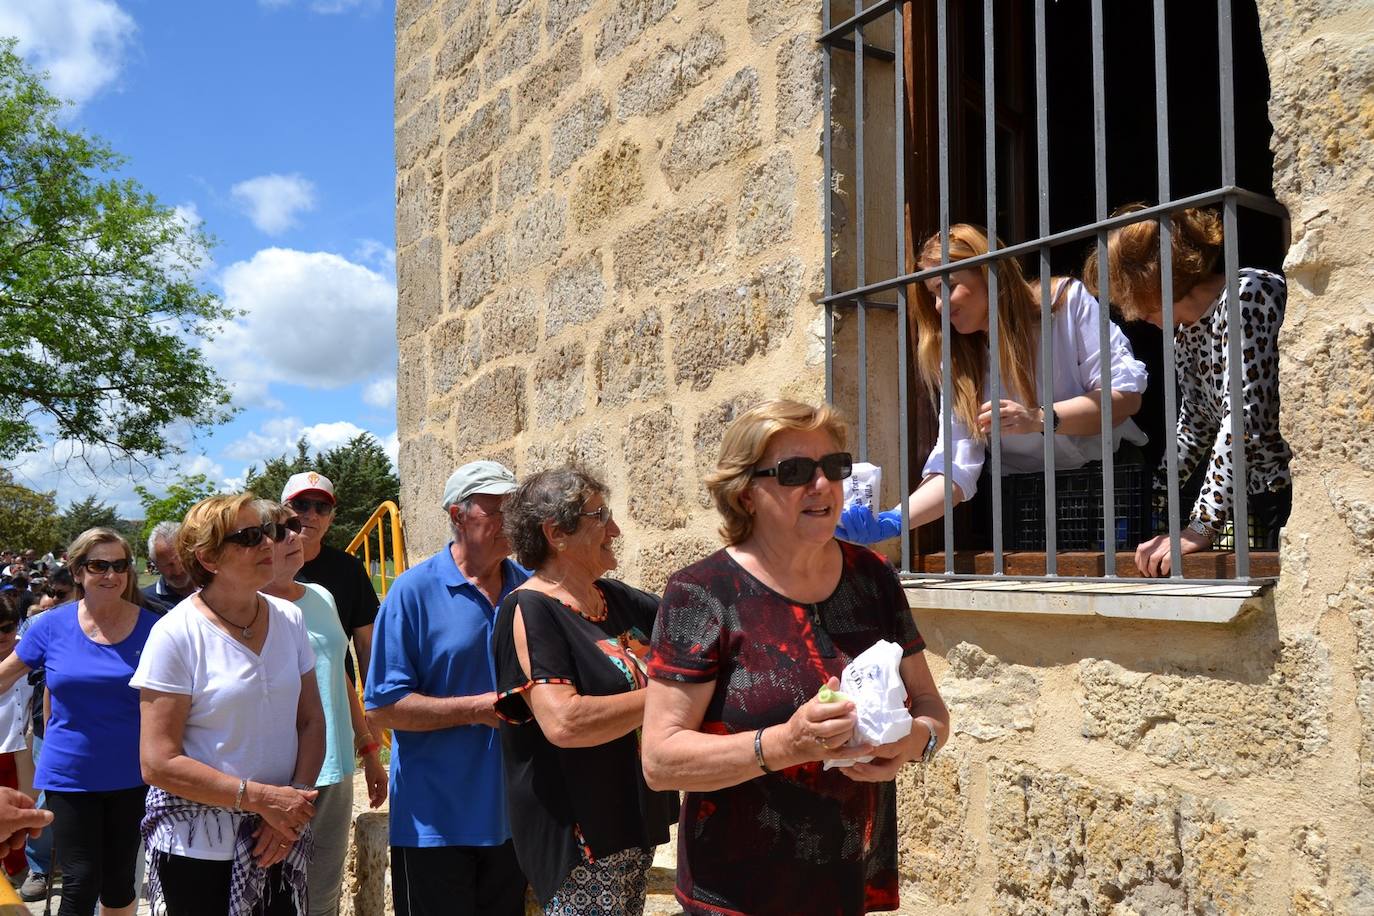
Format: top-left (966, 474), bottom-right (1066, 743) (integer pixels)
top-left (365, 460), bottom-right (530, 916)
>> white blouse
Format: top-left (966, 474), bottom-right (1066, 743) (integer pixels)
top-left (922, 279), bottom-right (1149, 501)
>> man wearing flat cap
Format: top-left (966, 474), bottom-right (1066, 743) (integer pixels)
top-left (365, 461), bottom-right (530, 916)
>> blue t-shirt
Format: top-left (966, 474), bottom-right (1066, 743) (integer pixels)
top-left (364, 547), bottom-right (529, 847)
top-left (297, 583), bottom-right (355, 787)
top-left (17, 602), bottom-right (158, 792)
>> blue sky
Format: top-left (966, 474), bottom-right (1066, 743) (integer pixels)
top-left (3, 0), bottom-right (400, 516)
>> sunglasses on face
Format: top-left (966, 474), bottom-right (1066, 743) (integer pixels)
top-left (276, 516), bottom-right (304, 535)
top-left (46, 588), bottom-right (71, 601)
top-left (581, 504), bottom-right (613, 526)
top-left (222, 523), bottom-right (286, 549)
top-left (751, 452), bottom-right (854, 487)
top-left (0, 624), bottom-right (17, 635)
top-left (287, 498), bottom-right (334, 516)
top-left (82, 558), bottom-right (131, 575)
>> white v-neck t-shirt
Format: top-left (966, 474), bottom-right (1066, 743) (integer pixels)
top-left (130, 593), bottom-right (316, 860)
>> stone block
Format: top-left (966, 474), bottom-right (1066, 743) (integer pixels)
top-left (546, 0), bottom-right (591, 41)
top-left (478, 287), bottom-right (539, 361)
top-left (692, 392), bottom-right (761, 506)
top-left (594, 307), bottom-right (666, 408)
top-left (445, 164), bottom-right (492, 246)
top-left (437, 1), bottom-right (490, 79)
top-left (446, 90), bottom-right (511, 177)
top-left (938, 642), bottom-right (1039, 741)
top-left (442, 66), bottom-right (482, 123)
top-left (1354, 595), bottom-right (1374, 809)
top-left (524, 425), bottom-right (608, 476)
top-left (551, 91), bottom-right (611, 177)
top-left (661, 68), bottom-right (761, 190)
top-left (612, 200), bottom-right (728, 293)
top-left (396, 159), bottom-right (442, 250)
top-left (545, 250), bottom-right (607, 338)
top-left (454, 364), bottom-right (527, 452)
top-left (396, 0), bottom-right (428, 33)
top-left (397, 12), bottom-right (439, 76)
top-left (397, 235), bottom-right (442, 341)
top-left (625, 406), bottom-right (689, 529)
top-left (496, 136), bottom-right (542, 212)
top-left (451, 230), bottom-right (508, 311)
top-left (484, 6), bottom-right (542, 85)
top-left (671, 256), bottom-right (805, 391)
top-left (428, 314), bottom-right (477, 398)
top-left (594, 0), bottom-right (676, 64)
top-left (776, 32), bottom-right (822, 137)
top-left (571, 140), bottom-right (644, 234)
top-left (746, 0), bottom-right (814, 45)
top-left (508, 193), bottom-right (567, 274)
top-left (396, 334), bottom-right (428, 434)
top-left (737, 149), bottom-right (796, 255)
top-left (986, 760), bottom-right (1256, 915)
top-left (395, 57), bottom-right (431, 122)
top-left (517, 35), bottom-right (582, 123)
top-left (399, 434), bottom-right (456, 559)
top-left (395, 95), bottom-right (439, 172)
top-left (632, 533), bottom-right (718, 595)
top-left (495, 0), bottom-right (526, 15)
top-left (1286, 323), bottom-right (1374, 475)
top-left (616, 28), bottom-right (726, 120)
top-left (531, 340), bottom-right (586, 427)
top-left (895, 754), bottom-right (976, 906)
top-left (1078, 635), bottom-right (1330, 777)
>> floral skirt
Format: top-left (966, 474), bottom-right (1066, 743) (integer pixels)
top-left (544, 846), bottom-right (654, 916)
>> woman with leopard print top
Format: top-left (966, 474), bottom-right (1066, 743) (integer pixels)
top-left (1088, 205), bottom-right (1293, 577)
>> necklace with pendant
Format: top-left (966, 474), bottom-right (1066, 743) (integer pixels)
top-left (202, 596), bottom-right (262, 639)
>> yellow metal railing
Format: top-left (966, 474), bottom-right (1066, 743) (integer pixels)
top-left (0, 878), bottom-right (25, 912)
top-left (346, 500), bottom-right (407, 599)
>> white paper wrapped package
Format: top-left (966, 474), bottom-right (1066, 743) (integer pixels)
top-left (824, 639), bottom-right (912, 769)
top-left (843, 462), bottom-right (882, 512)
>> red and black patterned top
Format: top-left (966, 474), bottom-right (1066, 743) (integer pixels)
top-left (648, 542), bottom-right (925, 916)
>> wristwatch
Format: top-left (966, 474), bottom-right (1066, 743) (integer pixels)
top-left (1042, 406), bottom-right (1061, 434)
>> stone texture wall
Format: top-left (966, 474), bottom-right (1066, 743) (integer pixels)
top-left (393, 0), bottom-right (1374, 913)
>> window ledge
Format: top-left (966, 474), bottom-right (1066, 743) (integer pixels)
top-left (900, 576), bottom-right (1272, 624)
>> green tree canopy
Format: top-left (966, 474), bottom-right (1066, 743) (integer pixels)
top-left (0, 39), bottom-right (237, 464)
top-left (134, 473), bottom-right (218, 552)
top-left (55, 494), bottom-right (119, 550)
top-left (0, 469), bottom-right (59, 553)
top-left (245, 433), bottom-right (399, 550)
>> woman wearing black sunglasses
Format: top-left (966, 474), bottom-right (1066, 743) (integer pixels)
top-left (0, 527), bottom-right (158, 916)
top-left (642, 399), bottom-right (950, 916)
top-left (132, 493), bottom-right (324, 916)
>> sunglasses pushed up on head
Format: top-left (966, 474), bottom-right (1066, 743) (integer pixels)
top-left (751, 452), bottom-right (854, 487)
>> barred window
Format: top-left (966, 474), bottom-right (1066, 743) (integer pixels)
top-left (822, 0), bottom-right (1289, 592)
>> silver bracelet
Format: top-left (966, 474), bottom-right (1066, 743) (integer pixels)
top-left (754, 727), bottom-right (772, 774)
top-left (233, 778), bottom-right (248, 811)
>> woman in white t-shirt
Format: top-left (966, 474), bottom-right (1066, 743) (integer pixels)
top-left (261, 502), bottom-right (387, 916)
top-left (131, 493), bottom-right (325, 916)
top-left (835, 223), bottom-right (1149, 545)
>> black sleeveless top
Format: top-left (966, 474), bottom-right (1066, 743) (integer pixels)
top-left (492, 578), bottom-right (678, 904)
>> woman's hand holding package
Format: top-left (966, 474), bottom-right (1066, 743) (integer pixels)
top-left (834, 504), bottom-right (903, 544)
top-left (839, 722), bottom-right (932, 783)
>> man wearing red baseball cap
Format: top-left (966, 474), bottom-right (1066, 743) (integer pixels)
top-left (281, 471), bottom-right (379, 685)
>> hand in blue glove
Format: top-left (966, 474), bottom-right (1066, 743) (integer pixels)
top-left (834, 504), bottom-right (904, 544)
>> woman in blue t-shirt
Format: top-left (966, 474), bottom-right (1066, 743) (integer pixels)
top-left (0, 527), bottom-right (158, 916)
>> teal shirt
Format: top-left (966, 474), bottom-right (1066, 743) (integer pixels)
top-left (296, 583), bottom-right (355, 787)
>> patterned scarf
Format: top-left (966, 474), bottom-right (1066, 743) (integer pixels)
top-left (141, 785), bottom-right (313, 916)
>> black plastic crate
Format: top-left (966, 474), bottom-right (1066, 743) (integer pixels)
top-left (1002, 461), bottom-right (1148, 551)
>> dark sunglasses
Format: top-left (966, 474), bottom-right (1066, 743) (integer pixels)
top-left (581, 504), bottom-right (613, 526)
top-left (276, 516), bottom-right (304, 535)
top-left (0, 623), bottom-right (17, 635)
top-left (45, 588), bottom-right (72, 600)
top-left (222, 524), bottom-right (280, 549)
top-left (752, 452), bottom-right (854, 487)
top-left (287, 497), bottom-right (334, 516)
top-left (82, 558), bottom-right (131, 574)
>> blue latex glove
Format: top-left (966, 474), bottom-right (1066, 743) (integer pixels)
top-left (834, 504), bottom-right (904, 544)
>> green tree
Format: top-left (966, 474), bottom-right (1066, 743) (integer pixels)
top-left (0, 39), bottom-right (237, 463)
top-left (134, 473), bottom-right (218, 551)
top-left (0, 469), bottom-right (59, 553)
top-left (245, 434), bottom-right (399, 550)
top-left (56, 494), bottom-right (119, 549)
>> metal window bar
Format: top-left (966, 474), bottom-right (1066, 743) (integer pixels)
top-left (823, 0), bottom-right (834, 403)
top-left (983, 0), bottom-right (1003, 575)
top-left (895, 0), bottom-right (911, 572)
top-left (1034, 0), bottom-right (1056, 571)
top-left (818, 0), bottom-right (1282, 586)
top-left (855, 0), bottom-right (869, 462)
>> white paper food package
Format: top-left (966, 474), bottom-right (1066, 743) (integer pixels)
top-left (824, 639), bottom-right (912, 769)
top-left (843, 462), bottom-right (882, 513)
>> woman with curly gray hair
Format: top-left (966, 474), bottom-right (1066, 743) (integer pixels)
top-left (490, 467), bottom-right (678, 916)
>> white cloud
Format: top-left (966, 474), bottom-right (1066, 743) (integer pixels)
top-left (353, 240), bottom-right (396, 276)
top-left (224, 417), bottom-right (398, 470)
top-left (206, 247), bottom-right (396, 399)
top-left (155, 202), bottom-right (213, 279)
top-left (362, 376), bottom-right (396, 408)
top-left (258, 0), bottom-right (379, 12)
top-left (231, 174), bottom-right (317, 235)
top-left (380, 431), bottom-right (399, 468)
top-left (0, 0), bottom-right (136, 107)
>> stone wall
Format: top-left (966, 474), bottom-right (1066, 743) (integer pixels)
top-left (393, 0), bottom-right (1374, 913)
